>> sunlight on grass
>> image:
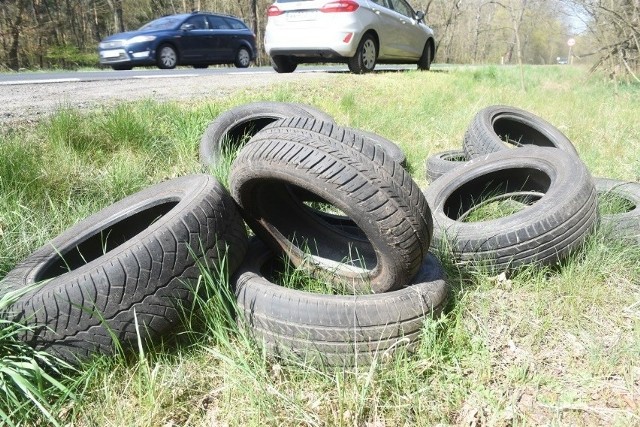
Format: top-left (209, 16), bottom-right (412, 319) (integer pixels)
top-left (1, 65), bottom-right (639, 425)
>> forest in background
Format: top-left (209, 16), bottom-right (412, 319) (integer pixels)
top-left (0, 0), bottom-right (638, 80)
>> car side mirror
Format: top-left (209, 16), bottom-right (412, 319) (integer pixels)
top-left (181, 23), bottom-right (195, 31)
top-left (416, 11), bottom-right (425, 22)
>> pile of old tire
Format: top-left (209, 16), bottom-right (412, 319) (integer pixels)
top-left (0, 175), bottom-right (249, 364)
top-left (423, 104), bottom-right (639, 272)
top-left (225, 114), bottom-right (449, 366)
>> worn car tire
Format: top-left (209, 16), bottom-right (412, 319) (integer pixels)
top-left (463, 105), bottom-right (579, 159)
top-left (229, 127), bottom-right (432, 294)
top-left (255, 116), bottom-right (407, 167)
top-left (199, 102), bottom-right (335, 168)
top-left (234, 239), bottom-right (448, 366)
top-left (0, 175), bottom-right (248, 363)
top-left (594, 177), bottom-right (640, 244)
top-left (424, 147), bottom-right (598, 272)
top-left (425, 149), bottom-right (468, 182)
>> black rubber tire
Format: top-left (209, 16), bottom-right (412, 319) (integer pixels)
top-left (255, 116), bottom-right (407, 167)
top-left (271, 55), bottom-right (297, 73)
top-left (234, 47), bottom-right (251, 68)
top-left (463, 105), bottom-right (579, 159)
top-left (424, 147), bottom-right (598, 272)
top-left (157, 44), bottom-right (178, 69)
top-left (111, 65), bottom-right (133, 71)
top-left (199, 102), bottom-right (335, 168)
top-left (193, 64), bottom-right (209, 69)
top-left (0, 175), bottom-right (248, 363)
top-left (417, 42), bottom-right (433, 71)
top-left (594, 177), bottom-right (640, 244)
top-left (234, 239), bottom-right (448, 366)
top-left (229, 125), bottom-right (432, 294)
top-left (348, 34), bottom-right (377, 74)
top-left (425, 149), bottom-right (468, 182)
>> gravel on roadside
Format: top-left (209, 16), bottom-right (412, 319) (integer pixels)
top-left (0, 72), bottom-right (334, 127)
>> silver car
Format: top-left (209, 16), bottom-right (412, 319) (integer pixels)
top-left (264, 0), bottom-right (435, 74)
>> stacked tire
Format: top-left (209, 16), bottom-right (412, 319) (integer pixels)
top-left (226, 114), bottom-right (449, 365)
top-left (424, 105), bottom-right (637, 272)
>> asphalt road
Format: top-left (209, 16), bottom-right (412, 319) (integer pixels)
top-left (0, 64), bottom-right (423, 126)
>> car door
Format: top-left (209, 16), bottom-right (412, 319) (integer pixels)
top-left (206, 16), bottom-right (234, 61)
top-left (376, 0), bottom-right (426, 59)
top-left (179, 15), bottom-right (211, 61)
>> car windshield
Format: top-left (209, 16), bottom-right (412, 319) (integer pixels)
top-left (138, 16), bottom-right (183, 31)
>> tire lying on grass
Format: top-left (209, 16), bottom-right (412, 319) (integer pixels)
top-left (234, 239), bottom-right (448, 366)
top-left (425, 149), bottom-right (468, 182)
top-left (463, 105), bottom-right (579, 159)
top-left (229, 126), bottom-right (432, 294)
top-left (424, 147), bottom-right (598, 273)
top-left (199, 101), bottom-right (335, 168)
top-left (0, 175), bottom-right (248, 364)
top-left (595, 177), bottom-right (640, 244)
top-left (255, 116), bottom-right (407, 167)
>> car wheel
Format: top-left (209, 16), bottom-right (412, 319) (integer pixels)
top-left (417, 42), bottom-right (433, 71)
top-left (348, 34), bottom-right (377, 74)
top-left (234, 47), bottom-right (251, 68)
top-left (157, 44), bottom-right (178, 69)
top-left (193, 64), bottom-right (209, 69)
top-left (111, 64), bottom-right (133, 71)
top-left (234, 239), bottom-right (449, 366)
top-left (271, 55), bottom-right (297, 73)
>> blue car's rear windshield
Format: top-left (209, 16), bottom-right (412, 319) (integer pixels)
top-left (139, 16), bottom-right (183, 31)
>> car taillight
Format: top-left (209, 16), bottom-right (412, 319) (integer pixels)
top-left (267, 5), bottom-right (284, 16)
top-left (321, 0), bottom-right (359, 13)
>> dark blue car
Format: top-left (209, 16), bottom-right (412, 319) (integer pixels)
top-left (98, 11), bottom-right (257, 70)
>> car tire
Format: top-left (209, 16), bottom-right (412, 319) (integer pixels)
top-left (199, 101), bottom-right (335, 168)
top-left (463, 105), bottom-right (579, 159)
top-left (417, 42), bottom-right (433, 71)
top-left (157, 44), bottom-right (178, 69)
top-left (594, 177), bottom-right (640, 244)
top-left (0, 175), bottom-right (248, 363)
top-left (424, 147), bottom-right (598, 273)
top-left (348, 34), bottom-right (377, 74)
top-left (234, 239), bottom-right (449, 366)
top-left (193, 64), bottom-right (209, 69)
top-left (425, 149), bottom-right (468, 182)
top-left (234, 47), bottom-right (251, 68)
top-left (111, 65), bottom-right (133, 71)
top-left (271, 55), bottom-right (297, 73)
top-left (229, 126), bottom-right (432, 294)
top-left (254, 116), bottom-right (407, 167)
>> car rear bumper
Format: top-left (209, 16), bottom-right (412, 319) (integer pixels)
top-left (265, 28), bottom-right (361, 58)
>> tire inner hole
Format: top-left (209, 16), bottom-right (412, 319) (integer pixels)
top-left (36, 201), bottom-right (178, 281)
top-left (250, 180), bottom-right (376, 274)
top-left (493, 117), bottom-right (554, 148)
top-left (444, 167), bottom-right (550, 222)
top-left (598, 192), bottom-right (636, 215)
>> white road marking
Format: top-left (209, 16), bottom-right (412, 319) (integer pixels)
top-left (0, 78), bottom-right (81, 85)
top-left (227, 71), bottom-right (273, 75)
top-left (133, 74), bottom-right (198, 79)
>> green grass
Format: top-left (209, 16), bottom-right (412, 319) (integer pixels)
top-left (1, 65), bottom-right (639, 425)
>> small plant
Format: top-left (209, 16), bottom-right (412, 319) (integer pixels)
top-left (0, 285), bottom-right (76, 427)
